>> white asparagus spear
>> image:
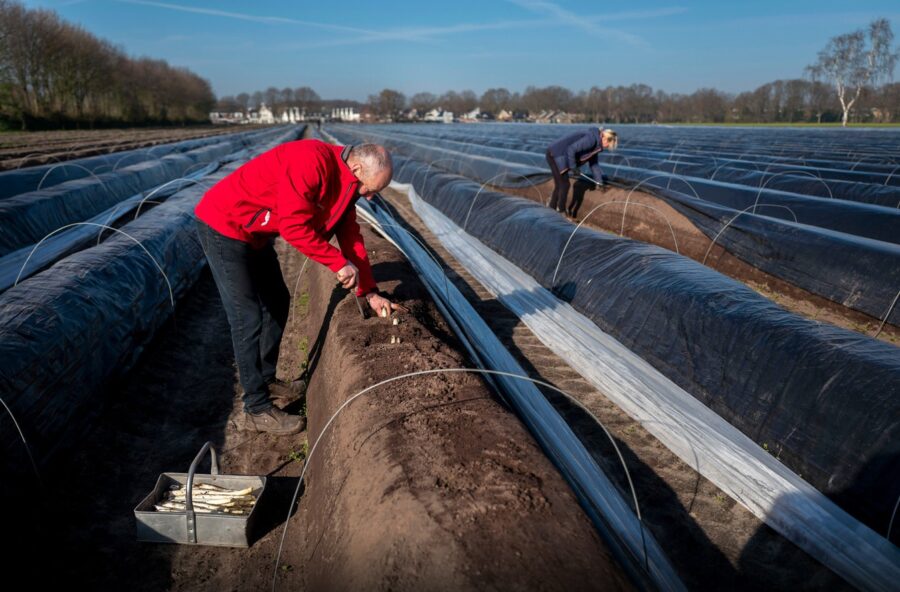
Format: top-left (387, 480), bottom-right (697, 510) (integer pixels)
top-left (169, 485), bottom-right (253, 497)
top-left (167, 491), bottom-right (255, 501)
top-left (156, 500), bottom-right (253, 513)
top-left (165, 493), bottom-right (255, 506)
top-left (154, 503), bottom-right (250, 515)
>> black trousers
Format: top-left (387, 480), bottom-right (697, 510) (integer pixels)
top-left (545, 150), bottom-right (570, 211)
top-left (195, 219), bottom-right (290, 413)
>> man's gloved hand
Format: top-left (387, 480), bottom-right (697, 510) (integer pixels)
top-left (336, 262), bottom-right (359, 290)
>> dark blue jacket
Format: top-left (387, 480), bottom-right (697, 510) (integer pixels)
top-left (547, 128), bottom-right (605, 183)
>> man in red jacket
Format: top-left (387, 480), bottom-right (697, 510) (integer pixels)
top-left (194, 140), bottom-right (401, 435)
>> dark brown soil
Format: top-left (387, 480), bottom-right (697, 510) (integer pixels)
top-left (295, 228), bottom-right (631, 591)
top-left (0, 126), bottom-right (255, 170)
top-left (11, 224), bottom-right (632, 591)
top-left (499, 179), bottom-right (899, 345)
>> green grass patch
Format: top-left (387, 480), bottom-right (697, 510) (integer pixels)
top-left (287, 439), bottom-right (309, 463)
top-left (297, 335), bottom-right (309, 375)
top-left (295, 291), bottom-right (310, 318)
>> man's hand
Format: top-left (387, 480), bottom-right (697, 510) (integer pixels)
top-left (365, 291), bottom-right (409, 318)
top-left (336, 262), bottom-right (359, 290)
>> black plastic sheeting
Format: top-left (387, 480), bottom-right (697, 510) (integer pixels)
top-left (0, 171), bottom-right (213, 293)
top-left (648, 185), bottom-right (900, 325)
top-left (600, 164), bottom-right (900, 245)
top-left (366, 122), bottom-right (900, 181)
top-left (386, 152), bottom-right (900, 534)
top-left (0, 127), bottom-right (273, 200)
top-left (338, 123), bottom-right (900, 207)
top-left (601, 153), bottom-right (900, 209)
top-left (0, 127), bottom-right (291, 257)
top-left (0, 126), bottom-right (303, 479)
top-left (329, 124), bottom-right (900, 244)
top-left (0, 182), bottom-right (207, 471)
top-left (329, 125), bottom-right (900, 325)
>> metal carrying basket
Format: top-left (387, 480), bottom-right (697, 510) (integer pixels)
top-left (134, 441), bottom-right (267, 548)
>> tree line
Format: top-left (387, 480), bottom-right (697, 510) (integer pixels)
top-left (0, 0), bottom-right (215, 130)
top-left (371, 81), bottom-right (899, 124)
top-left (220, 79), bottom-right (898, 125)
top-left (214, 87), bottom-right (330, 115)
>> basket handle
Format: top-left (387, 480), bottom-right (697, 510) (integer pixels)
top-left (185, 441), bottom-right (219, 543)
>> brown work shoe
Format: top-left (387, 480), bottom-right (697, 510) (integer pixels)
top-left (239, 406), bottom-right (305, 435)
top-left (268, 378), bottom-right (307, 401)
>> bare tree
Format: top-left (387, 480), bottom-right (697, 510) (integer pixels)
top-left (263, 86), bottom-right (279, 109)
top-left (367, 88), bottom-right (405, 120)
top-left (409, 92), bottom-right (437, 114)
top-left (479, 87), bottom-right (512, 115)
top-left (235, 93), bottom-right (250, 113)
top-left (521, 85), bottom-right (573, 114)
top-left (0, 0), bottom-right (214, 129)
top-left (293, 86), bottom-right (320, 113)
top-left (280, 87), bottom-right (293, 107)
top-left (689, 88), bottom-right (730, 123)
top-left (807, 18), bottom-right (898, 126)
top-left (458, 90), bottom-right (478, 114)
top-left (873, 82), bottom-right (900, 122)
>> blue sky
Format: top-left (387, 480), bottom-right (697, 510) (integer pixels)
top-left (22, 0), bottom-right (900, 100)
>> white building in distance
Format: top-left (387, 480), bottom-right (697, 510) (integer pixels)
top-left (424, 108), bottom-right (454, 123)
top-left (281, 107), bottom-right (303, 123)
top-left (331, 107), bottom-right (360, 122)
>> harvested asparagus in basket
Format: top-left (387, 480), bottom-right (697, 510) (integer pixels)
top-left (154, 484), bottom-right (257, 514)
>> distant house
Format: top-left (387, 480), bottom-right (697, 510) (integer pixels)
top-left (530, 110), bottom-right (577, 124)
top-left (209, 111), bottom-right (245, 125)
top-left (424, 107), bottom-right (454, 123)
top-left (258, 103), bottom-right (275, 124)
top-left (871, 107), bottom-right (892, 123)
top-left (246, 103), bottom-right (276, 125)
top-left (280, 107), bottom-right (303, 123)
top-left (358, 107), bottom-right (377, 123)
top-left (459, 107), bottom-right (481, 122)
top-left (331, 107), bottom-right (360, 122)
top-left (496, 109), bottom-right (513, 122)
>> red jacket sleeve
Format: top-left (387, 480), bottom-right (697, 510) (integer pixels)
top-left (277, 158), bottom-right (348, 273)
top-left (335, 206), bottom-right (377, 296)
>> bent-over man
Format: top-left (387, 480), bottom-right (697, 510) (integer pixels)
top-left (194, 140), bottom-right (402, 435)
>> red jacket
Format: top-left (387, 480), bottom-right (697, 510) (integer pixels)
top-left (195, 139), bottom-right (376, 296)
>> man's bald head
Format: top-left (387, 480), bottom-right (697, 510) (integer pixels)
top-left (347, 143), bottom-right (393, 198)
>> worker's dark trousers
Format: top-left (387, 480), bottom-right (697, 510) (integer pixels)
top-left (545, 150), bottom-right (570, 211)
top-left (195, 219), bottom-right (290, 413)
